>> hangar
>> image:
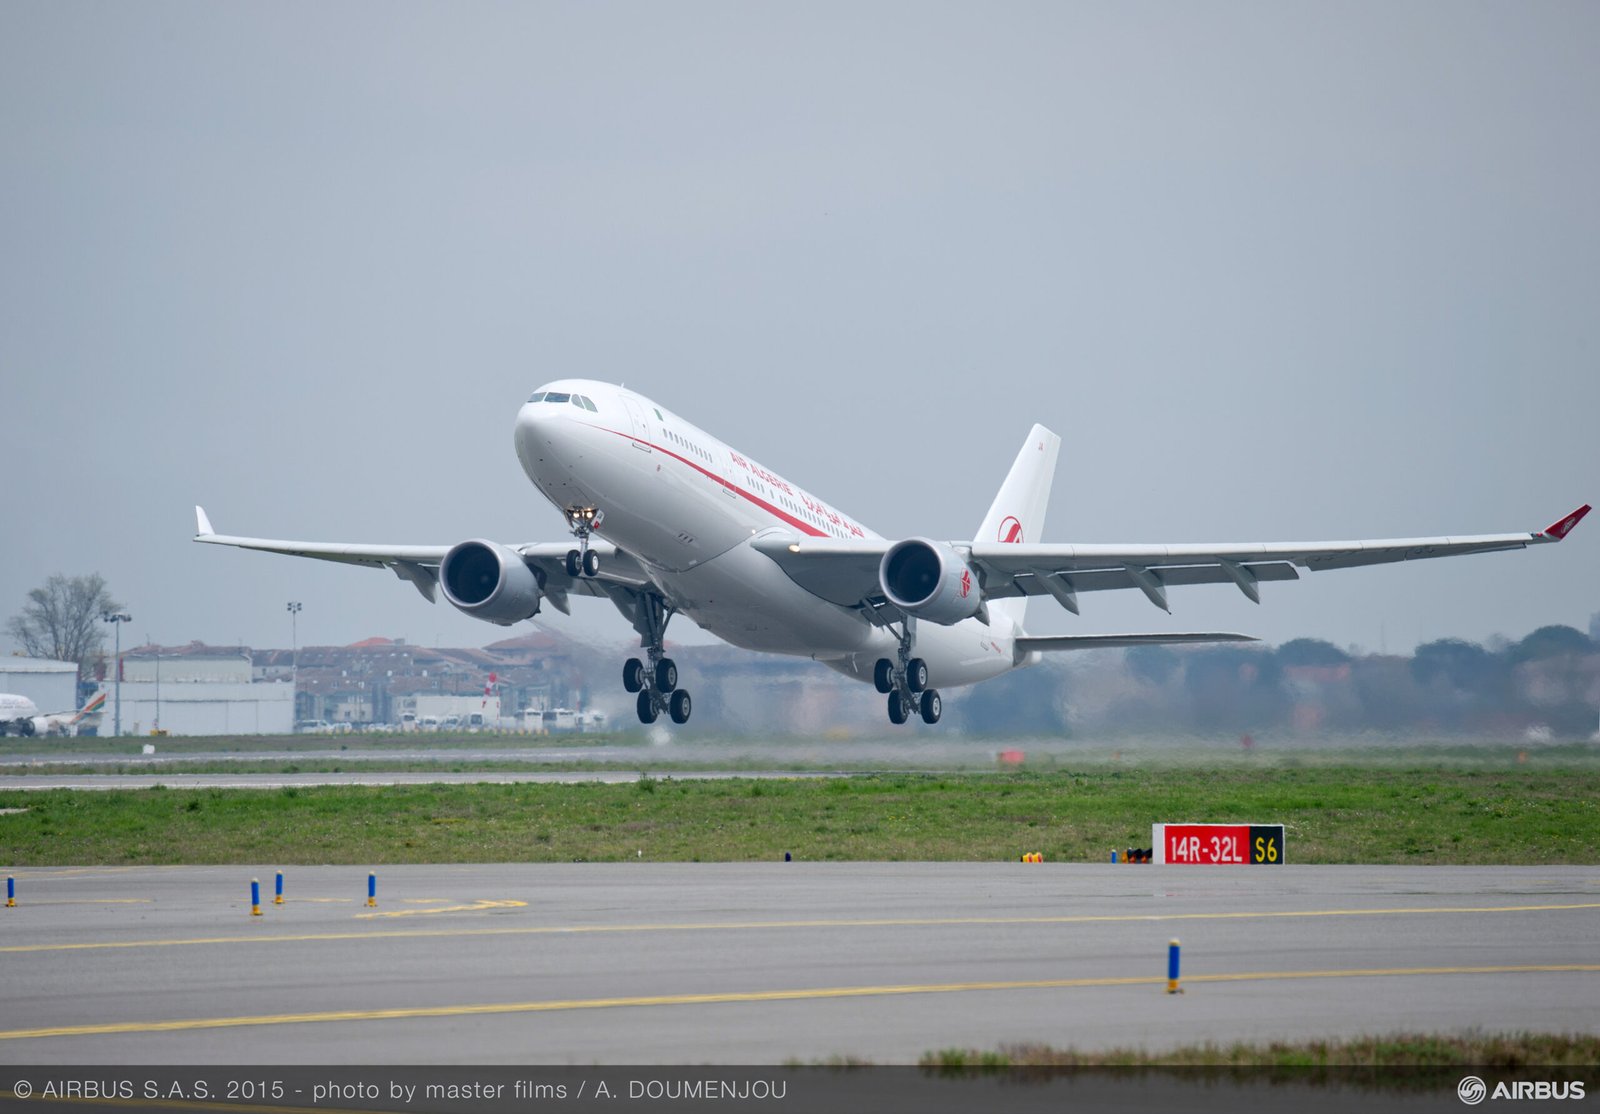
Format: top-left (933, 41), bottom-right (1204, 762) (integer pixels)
top-left (0, 657), bottom-right (78, 715)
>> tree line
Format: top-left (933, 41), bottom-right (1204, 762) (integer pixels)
top-left (955, 622), bottom-right (1600, 738)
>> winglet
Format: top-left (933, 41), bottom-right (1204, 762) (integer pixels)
top-left (195, 505), bottom-right (215, 536)
top-left (1543, 504), bottom-right (1590, 541)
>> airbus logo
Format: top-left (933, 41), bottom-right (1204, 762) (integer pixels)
top-left (1458, 1076), bottom-right (1586, 1103)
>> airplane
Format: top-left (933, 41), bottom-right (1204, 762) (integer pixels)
top-left (195, 380), bottom-right (1590, 727)
top-left (0, 690), bottom-right (108, 737)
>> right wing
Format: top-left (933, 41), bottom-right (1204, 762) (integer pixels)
top-left (192, 506), bottom-right (653, 611)
top-left (970, 504), bottom-right (1590, 614)
top-left (751, 505), bottom-right (1590, 620)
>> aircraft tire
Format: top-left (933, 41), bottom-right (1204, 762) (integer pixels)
top-left (565, 550), bottom-right (582, 577)
top-left (670, 689), bottom-right (691, 724)
top-left (636, 690), bottom-right (658, 724)
top-left (887, 691), bottom-right (908, 725)
top-left (919, 689), bottom-right (942, 724)
top-left (654, 658), bottom-right (678, 693)
top-left (873, 659), bottom-right (894, 694)
top-left (582, 549), bottom-right (601, 578)
top-left (906, 658), bottom-right (928, 694)
top-left (623, 658), bottom-right (645, 693)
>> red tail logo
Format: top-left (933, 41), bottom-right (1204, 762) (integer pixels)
top-left (999, 517), bottom-right (1023, 544)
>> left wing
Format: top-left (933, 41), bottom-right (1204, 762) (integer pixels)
top-left (192, 506), bottom-right (653, 612)
top-left (754, 504), bottom-right (1590, 617)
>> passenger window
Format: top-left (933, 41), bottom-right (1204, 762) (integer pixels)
top-left (545, 392), bottom-right (571, 403)
top-left (527, 392), bottom-right (546, 403)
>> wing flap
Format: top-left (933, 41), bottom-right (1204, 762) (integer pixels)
top-left (1017, 632), bottom-right (1257, 653)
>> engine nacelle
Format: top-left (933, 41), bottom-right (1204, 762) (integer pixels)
top-left (879, 538), bottom-right (984, 626)
top-left (439, 540), bottom-right (543, 625)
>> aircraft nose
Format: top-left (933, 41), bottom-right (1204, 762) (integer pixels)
top-left (515, 397), bottom-right (589, 466)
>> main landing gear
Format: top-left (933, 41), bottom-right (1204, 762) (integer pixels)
top-left (624, 594), bottom-right (692, 725)
top-left (563, 505), bottom-right (604, 578)
top-left (872, 620), bottom-right (941, 725)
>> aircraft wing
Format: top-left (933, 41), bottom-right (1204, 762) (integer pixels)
top-left (753, 505), bottom-right (1590, 616)
top-left (192, 506), bottom-right (653, 610)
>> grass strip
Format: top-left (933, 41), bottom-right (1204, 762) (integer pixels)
top-left (1, 767), bottom-right (1597, 865)
top-left (919, 1031), bottom-right (1600, 1067)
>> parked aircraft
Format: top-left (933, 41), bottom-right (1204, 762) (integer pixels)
top-left (0, 690), bottom-right (107, 737)
top-left (196, 381), bottom-right (1589, 726)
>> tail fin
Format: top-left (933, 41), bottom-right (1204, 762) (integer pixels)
top-left (71, 691), bottom-right (108, 723)
top-left (976, 424), bottom-right (1060, 631)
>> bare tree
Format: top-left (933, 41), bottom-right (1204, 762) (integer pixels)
top-left (5, 574), bottom-right (122, 678)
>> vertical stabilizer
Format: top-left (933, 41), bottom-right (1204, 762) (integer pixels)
top-left (976, 424), bottom-right (1060, 631)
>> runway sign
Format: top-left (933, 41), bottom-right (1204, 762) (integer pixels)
top-left (1153, 823), bottom-right (1284, 865)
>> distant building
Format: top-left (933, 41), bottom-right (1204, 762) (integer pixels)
top-left (122, 643), bottom-right (252, 684)
top-left (0, 657), bottom-right (78, 714)
top-left (101, 681), bottom-right (292, 737)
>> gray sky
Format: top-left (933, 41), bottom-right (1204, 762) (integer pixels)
top-left (4, 1), bottom-right (1596, 661)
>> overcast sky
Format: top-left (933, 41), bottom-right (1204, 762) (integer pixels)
top-left (4, 1), bottom-right (1596, 663)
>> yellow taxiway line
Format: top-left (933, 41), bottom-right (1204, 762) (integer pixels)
top-left (2, 964), bottom-right (1596, 1042)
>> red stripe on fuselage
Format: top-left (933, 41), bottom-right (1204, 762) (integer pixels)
top-left (594, 426), bottom-right (832, 539)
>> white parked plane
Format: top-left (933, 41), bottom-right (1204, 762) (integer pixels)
top-left (0, 690), bottom-right (107, 737)
top-left (196, 381), bottom-right (1589, 726)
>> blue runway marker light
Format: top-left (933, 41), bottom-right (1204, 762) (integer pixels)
top-left (1167, 938), bottom-right (1182, 994)
top-left (1110, 851), bottom-right (1118, 863)
top-left (367, 872), bottom-right (377, 908)
top-left (250, 878), bottom-right (262, 917)
top-left (275, 871), bottom-right (284, 905)
top-left (6, 876), bottom-right (14, 908)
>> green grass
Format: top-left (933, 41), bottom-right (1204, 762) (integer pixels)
top-left (920, 1031), bottom-right (1600, 1067)
top-left (2, 766), bottom-right (1597, 865)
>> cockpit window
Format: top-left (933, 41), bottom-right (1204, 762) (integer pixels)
top-left (582, 397), bottom-right (599, 412)
top-left (570, 395), bottom-right (585, 408)
top-left (527, 391), bottom-right (546, 403)
top-left (544, 392), bottom-right (571, 404)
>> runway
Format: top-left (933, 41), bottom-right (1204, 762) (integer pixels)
top-left (0, 770), bottom-right (838, 790)
top-left (1, 864), bottom-right (1596, 1064)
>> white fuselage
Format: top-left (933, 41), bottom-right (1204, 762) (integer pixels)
top-left (514, 380), bottom-right (1019, 689)
top-left (0, 694), bottom-right (40, 722)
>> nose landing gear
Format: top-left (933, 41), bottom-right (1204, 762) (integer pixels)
top-left (564, 506), bottom-right (604, 578)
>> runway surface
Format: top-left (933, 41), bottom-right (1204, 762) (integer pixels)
top-left (0, 770), bottom-right (835, 790)
top-left (1, 863), bottom-right (1595, 1064)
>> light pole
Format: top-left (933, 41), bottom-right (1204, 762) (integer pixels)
top-left (287, 602), bottom-right (302, 727)
top-left (101, 612), bottom-right (131, 736)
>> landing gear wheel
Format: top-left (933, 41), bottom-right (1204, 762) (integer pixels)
top-left (565, 549), bottom-right (582, 577)
top-left (919, 688), bottom-right (942, 724)
top-left (669, 689), bottom-right (692, 724)
top-left (623, 658), bottom-right (645, 693)
top-left (18, 719), bottom-right (35, 737)
top-left (887, 690), bottom-right (908, 725)
top-left (582, 549), bottom-right (601, 578)
top-left (636, 690), bottom-right (658, 724)
top-left (873, 658), bottom-right (894, 694)
top-left (654, 658), bottom-right (678, 693)
top-left (905, 658), bottom-right (928, 694)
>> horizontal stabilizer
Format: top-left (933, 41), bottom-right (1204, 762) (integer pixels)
top-left (1017, 632), bottom-right (1257, 655)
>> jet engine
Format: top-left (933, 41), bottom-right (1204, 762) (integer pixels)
top-left (879, 538), bottom-right (984, 626)
top-left (439, 540), bottom-right (543, 625)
